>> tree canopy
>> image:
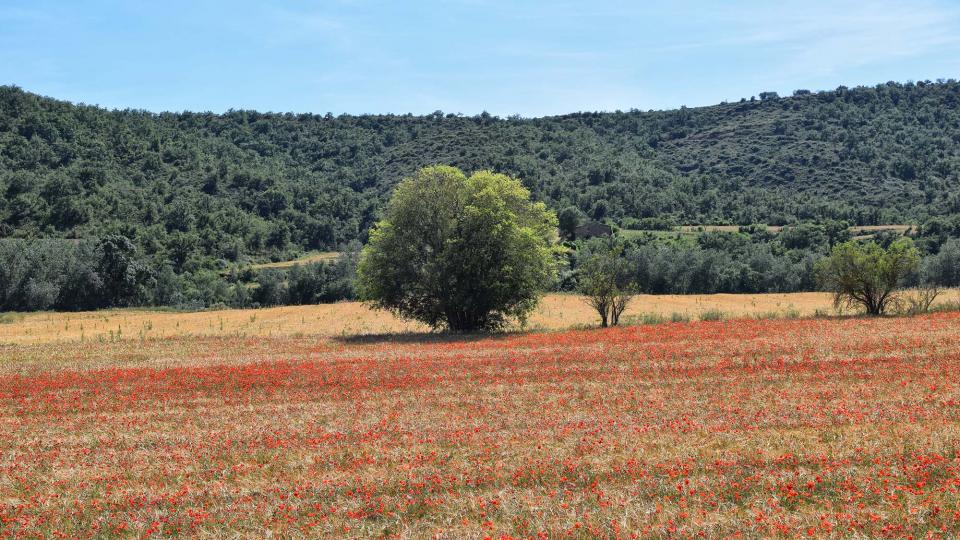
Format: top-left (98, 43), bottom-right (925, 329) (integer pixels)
top-left (815, 238), bottom-right (920, 315)
top-left (576, 238), bottom-right (635, 327)
top-left (357, 166), bottom-right (557, 331)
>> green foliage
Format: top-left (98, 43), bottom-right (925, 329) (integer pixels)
top-left (5, 81), bottom-right (960, 261)
top-left (557, 206), bottom-right (582, 240)
top-left (576, 238), bottom-right (635, 327)
top-left (252, 251), bottom-right (359, 307)
top-left (699, 308), bottom-right (727, 322)
top-left (96, 235), bottom-right (151, 307)
top-left (622, 216), bottom-right (677, 231)
top-left (922, 238), bottom-right (960, 286)
top-left (0, 237), bottom-right (358, 312)
top-left (5, 82), bottom-right (960, 311)
top-left (0, 237), bottom-right (150, 311)
top-left (608, 232), bottom-right (821, 295)
top-left (815, 238), bottom-right (921, 315)
top-left (357, 166), bottom-right (557, 331)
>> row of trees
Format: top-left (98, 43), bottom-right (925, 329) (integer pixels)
top-left (0, 238), bottom-right (357, 312)
top-left (0, 236), bottom-right (149, 312)
top-left (560, 225), bottom-right (960, 296)
top-left (4, 220), bottom-right (958, 319)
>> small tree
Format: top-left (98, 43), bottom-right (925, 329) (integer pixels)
top-left (97, 235), bottom-right (149, 308)
top-left (815, 238), bottom-right (920, 316)
top-left (577, 240), bottom-right (635, 327)
top-left (357, 166), bottom-right (558, 332)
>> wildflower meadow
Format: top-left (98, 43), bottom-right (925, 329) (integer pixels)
top-left (3, 310), bottom-right (960, 537)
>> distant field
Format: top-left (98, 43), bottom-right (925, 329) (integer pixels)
top-left (674, 224), bottom-right (782, 233)
top-left (849, 224), bottom-right (916, 240)
top-left (4, 290), bottom-right (960, 348)
top-left (248, 251), bottom-right (341, 270)
top-left (620, 224), bottom-right (914, 238)
top-left (0, 292), bottom-right (833, 347)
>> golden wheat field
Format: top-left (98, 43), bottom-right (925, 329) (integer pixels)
top-left (3, 290), bottom-right (960, 347)
top-left (0, 291), bottom-right (858, 346)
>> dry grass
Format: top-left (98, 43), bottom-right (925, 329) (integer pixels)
top-left (4, 312), bottom-right (960, 536)
top-left (247, 251), bottom-right (341, 270)
top-left (667, 224), bottom-right (913, 237)
top-left (674, 224), bottom-right (780, 233)
top-left (0, 292), bottom-right (847, 346)
top-left (3, 290), bottom-right (960, 347)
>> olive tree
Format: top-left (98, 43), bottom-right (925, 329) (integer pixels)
top-left (357, 166), bottom-right (558, 332)
top-left (815, 238), bottom-right (920, 316)
top-left (577, 239), bottom-right (635, 327)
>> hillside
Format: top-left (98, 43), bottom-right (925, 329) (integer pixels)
top-left (3, 80), bottom-right (960, 268)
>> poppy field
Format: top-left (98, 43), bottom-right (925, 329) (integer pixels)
top-left (3, 310), bottom-right (960, 537)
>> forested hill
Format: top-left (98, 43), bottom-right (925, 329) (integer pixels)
top-left (2, 80), bottom-right (960, 266)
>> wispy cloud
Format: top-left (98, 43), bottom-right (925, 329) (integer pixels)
top-left (661, 0), bottom-right (960, 79)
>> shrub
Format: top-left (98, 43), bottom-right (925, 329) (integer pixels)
top-left (700, 309), bottom-right (726, 321)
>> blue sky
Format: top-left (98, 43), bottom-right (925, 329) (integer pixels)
top-left (2, 0), bottom-right (960, 117)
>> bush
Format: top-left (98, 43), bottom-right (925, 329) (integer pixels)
top-left (699, 309), bottom-right (726, 321)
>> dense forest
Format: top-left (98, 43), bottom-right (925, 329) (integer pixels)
top-left (3, 80), bottom-right (960, 310)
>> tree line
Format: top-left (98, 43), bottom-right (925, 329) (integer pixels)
top-left (0, 238), bottom-right (358, 312)
top-left (4, 218), bottom-right (960, 314)
top-left (3, 218), bottom-right (960, 313)
top-left (560, 219), bottom-right (960, 294)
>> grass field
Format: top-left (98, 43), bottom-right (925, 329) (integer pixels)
top-left (3, 304), bottom-right (960, 537)
top-left (247, 251), bottom-right (342, 270)
top-left (5, 290), bottom-right (960, 348)
top-left (0, 292), bottom-right (851, 347)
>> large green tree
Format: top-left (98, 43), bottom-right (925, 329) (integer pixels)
top-left (357, 166), bottom-right (558, 331)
